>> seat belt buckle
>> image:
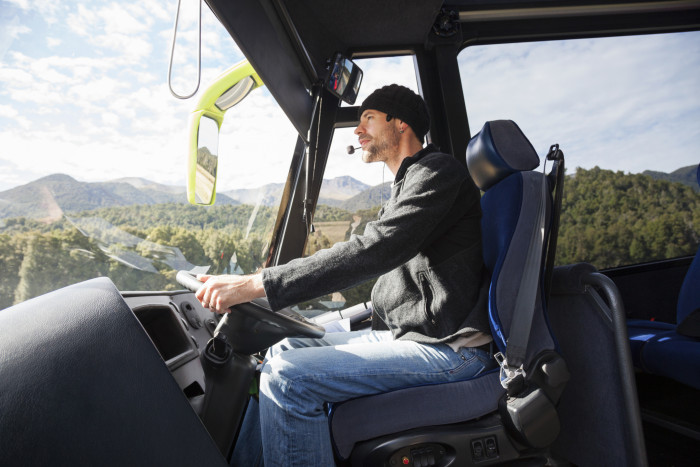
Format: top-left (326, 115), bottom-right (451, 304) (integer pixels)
top-left (495, 352), bottom-right (526, 394)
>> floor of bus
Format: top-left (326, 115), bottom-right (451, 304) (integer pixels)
top-left (635, 373), bottom-right (700, 466)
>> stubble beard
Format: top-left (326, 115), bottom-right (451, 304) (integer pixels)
top-left (361, 126), bottom-right (400, 164)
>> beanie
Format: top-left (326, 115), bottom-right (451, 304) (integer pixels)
top-left (359, 84), bottom-right (430, 142)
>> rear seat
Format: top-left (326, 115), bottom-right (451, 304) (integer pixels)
top-left (627, 163), bottom-right (700, 389)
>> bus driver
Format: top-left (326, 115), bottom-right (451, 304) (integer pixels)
top-left (195, 84), bottom-right (495, 466)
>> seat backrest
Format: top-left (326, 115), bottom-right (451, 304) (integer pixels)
top-left (676, 163), bottom-right (700, 336)
top-left (548, 264), bottom-right (647, 466)
top-left (467, 120), bottom-right (557, 367)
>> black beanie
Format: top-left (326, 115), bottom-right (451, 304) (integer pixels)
top-left (359, 84), bottom-right (430, 142)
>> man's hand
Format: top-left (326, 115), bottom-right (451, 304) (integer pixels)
top-left (195, 273), bottom-right (265, 314)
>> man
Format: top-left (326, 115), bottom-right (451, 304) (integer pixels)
top-left (196, 84), bottom-right (493, 466)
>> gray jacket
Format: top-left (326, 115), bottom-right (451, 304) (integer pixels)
top-left (262, 145), bottom-right (490, 344)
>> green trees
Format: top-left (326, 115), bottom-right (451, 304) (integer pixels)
top-left (0, 167), bottom-right (698, 309)
top-left (556, 167), bottom-right (700, 269)
top-left (0, 233), bottom-right (26, 309)
top-left (14, 230), bottom-right (110, 304)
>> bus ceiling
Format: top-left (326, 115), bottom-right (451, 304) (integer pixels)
top-left (203, 0), bottom-right (700, 138)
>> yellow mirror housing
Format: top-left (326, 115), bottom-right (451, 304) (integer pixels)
top-left (187, 61), bottom-right (263, 205)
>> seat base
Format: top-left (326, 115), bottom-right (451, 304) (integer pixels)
top-left (627, 319), bottom-right (675, 367)
top-left (344, 414), bottom-right (549, 467)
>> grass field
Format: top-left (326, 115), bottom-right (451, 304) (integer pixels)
top-left (312, 221), bottom-right (351, 243)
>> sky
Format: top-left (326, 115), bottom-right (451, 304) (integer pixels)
top-left (1, 0), bottom-right (699, 194)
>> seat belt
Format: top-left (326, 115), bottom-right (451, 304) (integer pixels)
top-left (496, 146), bottom-right (557, 393)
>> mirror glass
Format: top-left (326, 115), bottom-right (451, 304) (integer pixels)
top-left (195, 116), bottom-right (219, 204)
top-left (215, 76), bottom-right (256, 111)
top-left (326, 54), bottom-right (363, 104)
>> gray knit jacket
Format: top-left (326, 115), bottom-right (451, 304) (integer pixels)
top-left (262, 144), bottom-right (490, 344)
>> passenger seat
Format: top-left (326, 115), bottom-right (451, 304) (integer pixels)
top-left (627, 163), bottom-right (700, 389)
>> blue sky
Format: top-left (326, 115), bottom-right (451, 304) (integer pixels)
top-left (1, 0), bottom-right (698, 193)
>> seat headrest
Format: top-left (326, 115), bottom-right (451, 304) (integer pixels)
top-left (466, 120), bottom-right (540, 191)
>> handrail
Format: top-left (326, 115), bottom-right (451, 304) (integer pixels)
top-left (168, 0), bottom-right (202, 99)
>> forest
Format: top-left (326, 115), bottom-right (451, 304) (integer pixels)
top-left (0, 166), bottom-right (698, 310)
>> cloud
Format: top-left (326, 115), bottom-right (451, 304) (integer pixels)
top-left (353, 56), bottom-right (419, 102)
top-left (0, 13), bottom-right (28, 61)
top-left (458, 33), bottom-right (700, 173)
top-left (0, 153), bottom-right (35, 193)
top-left (1, 0), bottom-right (698, 196)
top-left (101, 112), bottom-right (120, 126)
top-left (3, 17), bottom-right (30, 40)
top-left (6, 0), bottom-right (63, 24)
top-left (65, 4), bottom-right (96, 36)
top-left (0, 105), bottom-right (19, 118)
top-left (5, 0), bottom-right (30, 9)
top-left (216, 90), bottom-right (300, 190)
top-left (99, 3), bottom-right (151, 35)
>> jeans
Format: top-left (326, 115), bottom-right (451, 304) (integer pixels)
top-left (232, 329), bottom-right (494, 467)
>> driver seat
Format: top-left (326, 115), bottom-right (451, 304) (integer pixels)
top-left (328, 120), bottom-right (568, 465)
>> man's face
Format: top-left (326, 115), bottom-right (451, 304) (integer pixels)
top-left (354, 109), bottom-right (400, 164)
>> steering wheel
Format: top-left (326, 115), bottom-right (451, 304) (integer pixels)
top-left (176, 271), bottom-right (324, 353)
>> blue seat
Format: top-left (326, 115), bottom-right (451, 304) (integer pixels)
top-left (627, 163), bottom-right (700, 389)
top-left (328, 120), bottom-right (568, 465)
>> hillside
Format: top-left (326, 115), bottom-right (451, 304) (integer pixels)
top-left (0, 173), bottom-right (237, 220)
top-left (643, 165), bottom-right (699, 191)
top-left (338, 182), bottom-right (392, 212)
top-left (557, 166), bottom-right (699, 268)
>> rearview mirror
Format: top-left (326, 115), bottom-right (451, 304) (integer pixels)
top-left (187, 61), bottom-right (263, 205)
top-left (193, 116), bottom-right (219, 204)
top-left (325, 53), bottom-right (363, 105)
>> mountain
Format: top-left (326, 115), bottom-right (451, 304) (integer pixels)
top-left (0, 174), bottom-right (237, 221)
top-left (222, 183), bottom-right (286, 207)
top-left (0, 174), bottom-right (133, 221)
top-left (339, 182), bottom-right (392, 211)
top-left (222, 176), bottom-right (371, 207)
top-left (643, 165), bottom-right (699, 191)
top-left (319, 176), bottom-right (370, 200)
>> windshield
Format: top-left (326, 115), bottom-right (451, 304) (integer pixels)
top-left (0, 1), bottom-right (295, 309)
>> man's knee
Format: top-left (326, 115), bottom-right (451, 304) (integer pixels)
top-left (267, 335), bottom-right (327, 359)
top-left (260, 352), bottom-right (306, 402)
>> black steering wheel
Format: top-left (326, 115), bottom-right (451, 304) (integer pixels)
top-left (176, 271), bottom-right (324, 354)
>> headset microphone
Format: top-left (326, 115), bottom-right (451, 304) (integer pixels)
top-left (346, 145), bottom-right (361, 155)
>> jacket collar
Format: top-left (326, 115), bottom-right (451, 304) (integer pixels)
top-left (394, 143), bottom-right (440, 183)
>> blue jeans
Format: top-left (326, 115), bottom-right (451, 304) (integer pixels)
top-left (233, 330), bottom-right (494, 467)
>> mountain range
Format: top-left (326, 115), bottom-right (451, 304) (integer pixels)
top-left (1, 165), bottom-right (696, 222)
top-left (0, 174), bottom-right (381, 221)
top-left (220, 176), bottom-right (376, 207)
top-left (0, 174), bottom-right (237, 222)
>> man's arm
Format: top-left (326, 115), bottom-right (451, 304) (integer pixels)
top-left (194, 153), bottom-right (476, 314)
top-left (262, 153), bottom-right (477, 310)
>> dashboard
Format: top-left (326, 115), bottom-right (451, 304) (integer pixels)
top-left (123, 290), bottom-right (219, 414)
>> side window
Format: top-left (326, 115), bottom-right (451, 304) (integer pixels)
top-left (458, 33), bottom-right (700, 269)
top-left (298, 56), bottom-right (419, 316)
